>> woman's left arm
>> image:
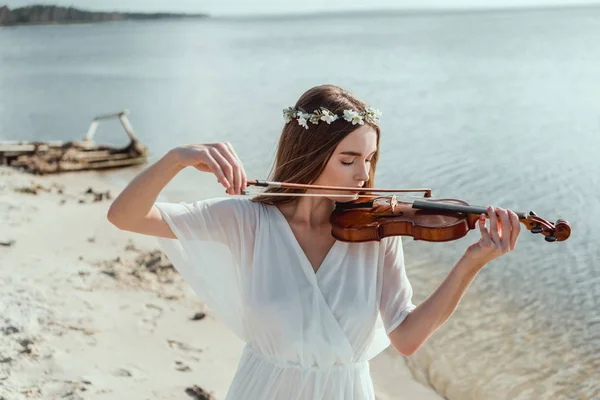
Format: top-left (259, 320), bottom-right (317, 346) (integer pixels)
top-left (389, 206), bottom-right (521, 356)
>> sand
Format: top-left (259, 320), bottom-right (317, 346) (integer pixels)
top-left (0, 166), bottom-right (443, 400)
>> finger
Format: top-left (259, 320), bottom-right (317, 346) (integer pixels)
top-left (199, 152), bottom-right (229, 189)
top-left (508, 210), bottom-right (521, 250)
top-left (478, 213), bottom-right (492, 245)
top-left (209, 148), bottom-right (235, 194)
top-left (240, 164), bottom-right (247, 192)
top-left (225, 143), bottom-right (247, 192)
top-left (233, 161), bottom-right (242, 195)
top-left (488, 206), bottom-right (501, 246)
top-left (219, 145), bottom-right (243, 195)
top-left (497, 207), bottom-right (511, 252)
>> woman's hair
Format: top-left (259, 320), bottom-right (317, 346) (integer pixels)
top-left (251, 84), bottom-right (381, 206)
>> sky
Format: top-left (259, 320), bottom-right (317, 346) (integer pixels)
top-left (4, 0), bottom-right (600, 16)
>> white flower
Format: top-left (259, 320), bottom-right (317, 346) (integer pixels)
top-left (320, 109), bottom-right (338, 124)
top-left (343, 109), bottom-right (364, 125)
top-left (365, 107), bottom-right (382, 124)
top-left (297, 112), bottom-right (310, 129)
top-left (309, 114), bottom-right (321, 124)
top-left (283, 107), bottom-right (296, 123)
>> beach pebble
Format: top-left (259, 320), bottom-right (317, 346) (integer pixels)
top-left (185, 385), bottom-right (215, 400)
top-left (174, 360), bottom-right (191, 372)
top-left (112, 368), bottom-right (132, 377)
top-left (190, 312), bottom-right (206, 321)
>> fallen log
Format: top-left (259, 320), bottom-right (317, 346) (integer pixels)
top-left (0, 110), bottom-right (148, 174)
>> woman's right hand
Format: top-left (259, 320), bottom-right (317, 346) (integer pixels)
top-left (173, 143), bottom-right (247, 195)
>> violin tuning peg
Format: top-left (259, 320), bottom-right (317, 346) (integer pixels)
top-left (531, 225), bottom-right (543, 234)
top-left (529, 211), bottom-right (538, 217)
top-left (545, 235), bottom-right (557, 242)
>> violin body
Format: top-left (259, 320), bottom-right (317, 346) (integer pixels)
top-left (330, 196), bottom-right (571, 243)
top-left (330, 196), bottom-right (474, 242)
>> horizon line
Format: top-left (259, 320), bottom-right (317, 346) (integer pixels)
top-left (214, 2), bottom-right (600, 19)
top-left (4, 2), bottom-right (600, 18)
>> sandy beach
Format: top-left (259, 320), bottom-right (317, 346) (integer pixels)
top-left (0, 165), bottom-right (442, 400)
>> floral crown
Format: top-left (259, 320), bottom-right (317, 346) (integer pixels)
top-left (283, 106), bottom-right (382, 130)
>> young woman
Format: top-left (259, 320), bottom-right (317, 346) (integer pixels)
top-left (107, 85), bottom-right (521, 399)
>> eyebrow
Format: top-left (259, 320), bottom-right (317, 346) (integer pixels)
top-left (339, 150), bottom-right (377, 157)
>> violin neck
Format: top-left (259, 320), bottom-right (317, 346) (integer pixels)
top-left (412, 200), bottom-right (528, 220)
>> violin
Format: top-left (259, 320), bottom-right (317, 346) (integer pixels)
top-left (244, 180), bottom-right (571, 243)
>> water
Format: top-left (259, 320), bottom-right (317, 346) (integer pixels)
top-left (1, 7), bottom-right (599, 399)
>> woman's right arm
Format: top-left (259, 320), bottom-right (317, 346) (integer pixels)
top-left (107, 143), bottom-right (246, 239)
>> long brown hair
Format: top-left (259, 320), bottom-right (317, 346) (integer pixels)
top-left (251, 84), bottom-right (381, 206)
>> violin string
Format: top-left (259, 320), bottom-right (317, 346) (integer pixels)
top-left (237, 191), bottom-right (360, 198)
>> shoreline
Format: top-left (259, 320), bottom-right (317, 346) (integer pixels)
top-left (0, 5), bottom-right (208, 28)
top-left (0, 17), bottom-right (208, 28)
top-left (0, 166), bottom-right (442, 399)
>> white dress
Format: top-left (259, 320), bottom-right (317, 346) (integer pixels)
top-left (154, 197), bottom-right (415, 400)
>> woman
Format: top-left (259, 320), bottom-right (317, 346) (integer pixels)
top-left (107, 84), bottom-right (521, 399)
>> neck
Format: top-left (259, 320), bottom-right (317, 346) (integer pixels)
top-left (277, 195), bottom-right (336, 228)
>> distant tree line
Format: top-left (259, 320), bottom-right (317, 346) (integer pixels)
top-left (0, 5), bottom-right (208, 26)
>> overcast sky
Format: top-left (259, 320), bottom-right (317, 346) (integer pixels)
top-left (4, 0), bottom-right (600, 16)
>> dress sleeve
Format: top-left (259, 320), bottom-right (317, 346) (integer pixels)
top-left (153, 197), bottom-right (256, 341)
top-left (379, 236), bottom-right (416, 335)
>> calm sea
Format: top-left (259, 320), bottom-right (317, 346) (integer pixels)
top-left (1, 6), bottom-right (599, 399)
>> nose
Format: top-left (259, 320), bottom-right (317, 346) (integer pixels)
top-left (355, 164), bottom-right (369, 185)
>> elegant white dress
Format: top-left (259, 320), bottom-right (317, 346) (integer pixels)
top-left (154, 197), bottom-right (415, 400)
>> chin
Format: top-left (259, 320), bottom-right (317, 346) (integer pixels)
top-left (328, 195), bottom-right (359, 203)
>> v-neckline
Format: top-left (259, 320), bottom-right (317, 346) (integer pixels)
top-left (270, 205), bottom-right (339, 278)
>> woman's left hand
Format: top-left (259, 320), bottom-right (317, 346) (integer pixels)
top-left (463, 206), bottom-right (521, 269)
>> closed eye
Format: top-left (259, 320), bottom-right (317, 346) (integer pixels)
top-left (341, 159), bottom-right (373, 166)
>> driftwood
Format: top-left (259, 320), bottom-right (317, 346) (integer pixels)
top-left (0, 110), bottom-right (148, 174)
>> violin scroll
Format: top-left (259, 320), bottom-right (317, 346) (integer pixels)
top-left (522, 213), bottom-right (571, 242)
